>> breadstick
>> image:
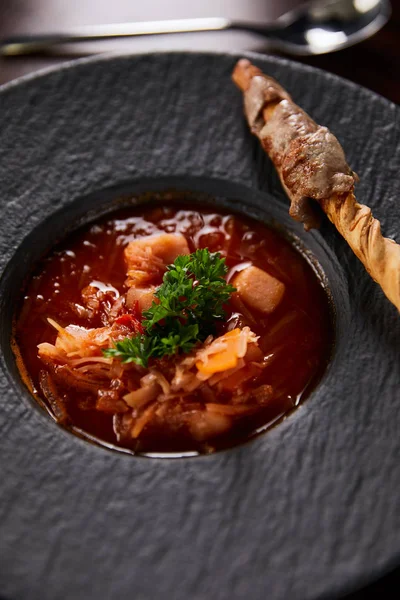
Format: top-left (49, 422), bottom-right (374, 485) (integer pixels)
top-left (232, 59), bottom-right (400, 312)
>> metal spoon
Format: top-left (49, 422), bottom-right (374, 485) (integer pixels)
top-left (0, 0), bottom-right (391, 58)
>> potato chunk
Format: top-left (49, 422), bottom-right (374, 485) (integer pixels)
top-left (124, 233), bottom-right (190, 287)
top-left (126, 286), bottom-right (156, 312)
top-left (233, 266), bottom-right (285, 314)
top-left (125, 233), bottom-right (189, 269)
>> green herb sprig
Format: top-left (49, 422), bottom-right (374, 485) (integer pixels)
top-left (103, 249), bottom-right (235, 367)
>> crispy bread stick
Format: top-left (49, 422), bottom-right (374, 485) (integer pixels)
top-left (232, 58), bottom-right (400, 312)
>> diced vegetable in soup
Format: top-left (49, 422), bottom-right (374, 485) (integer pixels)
top-left (14, 202), bottom-right (333, 454)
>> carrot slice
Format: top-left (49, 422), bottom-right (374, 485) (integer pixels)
top-left (196, 329), bottom-right (247, 375)
top-left (131, 404), bottom-right (156, 438)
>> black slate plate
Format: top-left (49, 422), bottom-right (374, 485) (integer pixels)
top-left (0, 52), bottom-right (399, 600)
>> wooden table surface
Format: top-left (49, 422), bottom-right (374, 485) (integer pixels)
top-left (0, 1), bottom-right (399, 599)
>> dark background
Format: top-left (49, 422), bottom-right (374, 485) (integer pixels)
top-left (0, 1), bottom-right (399, 599)
top-left (0, 0), bottom-right (399, 104)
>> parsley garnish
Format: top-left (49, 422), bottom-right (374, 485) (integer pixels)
top-left (103, 249), bottom-right (235, 367)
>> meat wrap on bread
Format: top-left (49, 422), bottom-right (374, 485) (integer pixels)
top-left (232, 59), bottom-right (400, 312)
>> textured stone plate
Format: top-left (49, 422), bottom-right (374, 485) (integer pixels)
top-left (0, 52), bottom-right (399, 600)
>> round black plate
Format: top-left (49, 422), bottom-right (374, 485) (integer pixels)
top-left (0, 52), bottom-right (399, 600)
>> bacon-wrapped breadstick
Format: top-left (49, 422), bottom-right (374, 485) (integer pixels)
top-left (232, 58), bottom-right (400, 312)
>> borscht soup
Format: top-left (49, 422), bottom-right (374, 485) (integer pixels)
top-left (14, 201), bottom-right (333, 454)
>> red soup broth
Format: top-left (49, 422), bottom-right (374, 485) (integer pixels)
top-left (14, 202), bottom-right (334, 454)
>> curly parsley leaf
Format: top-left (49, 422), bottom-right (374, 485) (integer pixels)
top-left (143, 249), bottom-right (235, 332)
top-left (103, 249), bottom-right (235, 366)
top-left (102, 335), bottom-right (157, 368)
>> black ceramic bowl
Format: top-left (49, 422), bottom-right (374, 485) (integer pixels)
top-left (0, 52), bottom-right (399, 600)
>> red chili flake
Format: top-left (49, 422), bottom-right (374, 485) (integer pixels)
top-left (115, 314), bottom-right (132, 326)
top-left (115, 314), bottom-right (144, 334)
top-left (133, 300), bottom-right (141, 319)
top-left (135, 319), bottom-right (145, 335)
